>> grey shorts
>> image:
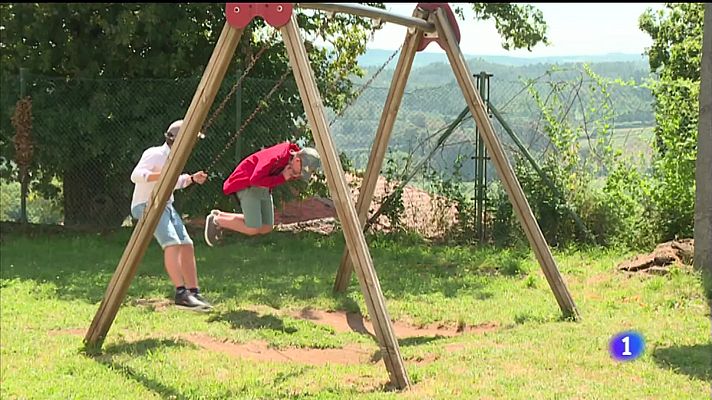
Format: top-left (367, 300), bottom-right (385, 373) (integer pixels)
top-left (236, 187), bottom-right (274, 228)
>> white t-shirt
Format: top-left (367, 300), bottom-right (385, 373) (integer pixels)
top-left (130, 142), bottom-right (191, 209)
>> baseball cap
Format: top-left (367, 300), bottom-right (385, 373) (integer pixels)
top-left (165, 119), bottom-right (205, 141)
top-left (298, 147), bottom-right (321, 181)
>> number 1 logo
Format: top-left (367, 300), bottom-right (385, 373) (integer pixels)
top-left (610, 331), bottom-right (644, 361)
top-left (621, 336), bottom-right (632, 356)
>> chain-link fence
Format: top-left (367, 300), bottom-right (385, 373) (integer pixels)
top-left (0, 69), bottom-right (309, 228)
top-left (1, 62), bottom-right (655, 240)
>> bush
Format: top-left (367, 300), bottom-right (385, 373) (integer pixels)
top-left (1, 179), bottom-right (63, 224)
top-left (486, 65), bottom-right (657, 250)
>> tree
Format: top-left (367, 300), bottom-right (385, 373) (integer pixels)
top-left (0, 3), bottom-right (382, 226)
top-left (0, 3), bottom-right (551, 227)
top-left (695, 3), bottom-right (711, 283)
top-left (639, 3), bottom-right (705, 240)
top-left (639, 3), bottom-right (704, 81)
top-left (455, 4), bottom-right (549, 51)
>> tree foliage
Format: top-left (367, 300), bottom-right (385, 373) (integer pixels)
top-left (639, 3), bottom-right (704, 239)
top-left (455, 4), bottom-right (549, 51)
top-left (639, 3), bottom-right (704, 81)
top-left (0, 3), bottom-right (382, 226)
top-left (0, 3), bottom-right (552, 228)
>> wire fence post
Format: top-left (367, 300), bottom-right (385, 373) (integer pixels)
top-left (18, 67), bottom-right (29, 224)
top-left (20, 67), bottom-right (26, 97)
top-left (473, 71), bottom-right (492, 243)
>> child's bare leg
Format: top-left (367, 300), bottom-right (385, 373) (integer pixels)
top-left (214, 211), bottom-right (260, 236)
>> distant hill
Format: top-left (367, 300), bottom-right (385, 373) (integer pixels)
top-left (332, 49), bottom-right (656, 175)
top-left (358, 48), bottom-right (649, 68)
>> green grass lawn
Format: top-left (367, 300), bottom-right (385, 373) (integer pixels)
top-left (1, 224), bottom-right (709, 399)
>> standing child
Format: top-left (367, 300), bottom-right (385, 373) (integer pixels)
top-left (130, 119), bottom-right (212, 310)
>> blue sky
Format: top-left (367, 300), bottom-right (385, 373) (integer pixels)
top-left (367, 3), bottom-right (665, 57)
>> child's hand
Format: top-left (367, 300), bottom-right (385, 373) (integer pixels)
top-left (191, 171), bottom-right (208, 184)
top-left (282, 165), bottom-right (295, 180)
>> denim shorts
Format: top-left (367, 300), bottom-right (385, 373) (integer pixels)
top-left (236, 187), bottom-right (274, 228)
top-left (131, 202), bottom-right (193, 249)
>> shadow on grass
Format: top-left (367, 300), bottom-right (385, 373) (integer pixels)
top-left (208, 310), bottom-right (297, 333)
top-left (85, 337), bottom-right (340, 398)
top-left (653, 343), bottom-right (712, 382)
top-left (398, 336), bottom-right (449, 347)
top-left (345, 312), bottom-right (376, 339)
top-left (367, 336), bottom-right (449, 364)
top-left (89, 338), bottom-right (191, 400)
top-left (101, 337), bottom-right (189, 356)
top-left (1, 224), bottom-right (526, 310)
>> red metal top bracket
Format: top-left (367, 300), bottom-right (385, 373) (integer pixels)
top-left (226, 3), bottom-right (293, 28)
top-left (416, 3), bottom-right (460, 52)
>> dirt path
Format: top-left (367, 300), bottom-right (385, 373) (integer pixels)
top-left (50, 306), bottom-right (499, 367)
top-left (289, 308), bottom-right (499, 339)
top-left (178, 334), bottom-right (375, 365)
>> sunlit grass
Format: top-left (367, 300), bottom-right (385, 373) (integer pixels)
top-left (1, 225), bottom-right (708, 399)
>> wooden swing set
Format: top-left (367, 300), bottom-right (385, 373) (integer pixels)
top-left (84, 3), bottom-right (580, 390)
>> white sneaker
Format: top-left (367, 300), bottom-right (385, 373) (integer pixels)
top-left (204, 213), bottom-right (222, 247)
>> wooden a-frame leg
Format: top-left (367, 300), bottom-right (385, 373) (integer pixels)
top-left (280, 16), bottom-right (411, 390)
top-left (432, 8), bottom-right (580, 320)
top-left (333, 9), bottom-right (426, 293)
top-left (84, 23), bottom-right (244, 349)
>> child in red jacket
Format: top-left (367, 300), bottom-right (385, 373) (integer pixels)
top-left (204, 141), bottom-right (320, 246)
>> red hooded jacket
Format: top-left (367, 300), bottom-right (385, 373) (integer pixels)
top-left (223, 141), bottom-right (301, 195)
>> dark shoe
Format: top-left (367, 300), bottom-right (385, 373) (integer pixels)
top-left (175, 290), bottom-right (210, 311)
top-left (192, 293), bottom-right (212, 309)
top-left (204, 212), bottom-right (223, 247)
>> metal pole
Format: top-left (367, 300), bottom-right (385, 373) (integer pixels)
top-left (478, 71), bottom-right (492, 243)
top-left (472, 71), bottom-right (491, 243)
top-left (475, 73), bottom-right (484, 242)
top-left (297, 3), bottom-right (435, 32)
top-left (18, 67), bottom-right (28, 224)
top-left (473, 74), bottom-right (480, 241)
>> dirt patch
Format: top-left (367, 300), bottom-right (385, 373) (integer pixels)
top-left (46, 320), bottom-right (475, 368)
top-left (290, 308), bottom-right (498, 339)
top-left (617, 239), bottom-right (694, 275)
top-left (48, 328), bottom-right (86, 337)
top-left (46, 328), bottom-right (376, 366)
top-left (132, 298), bottom-right (173, 312)
top-left (275, 217), bottom-right (339, 236)
top-left (409, 343), bottom-right (468, 364)
top-left (177, 333), bottom-right (374, 366)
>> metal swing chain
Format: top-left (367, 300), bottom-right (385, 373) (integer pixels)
top-left (200, 20), bottom-right (401, 175)
top-left (283, 43), bottom-right (401, 145)
top-left (180, 20), bottom-right (402, 206)
top-left (328, 42), bottom-right (402, 127)
top-left (201, 28), bottom-right (279, 133)
top-left (205, 67), bottom-right (293, 174)
top-left (205, 23), bottom-right (400, 160)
